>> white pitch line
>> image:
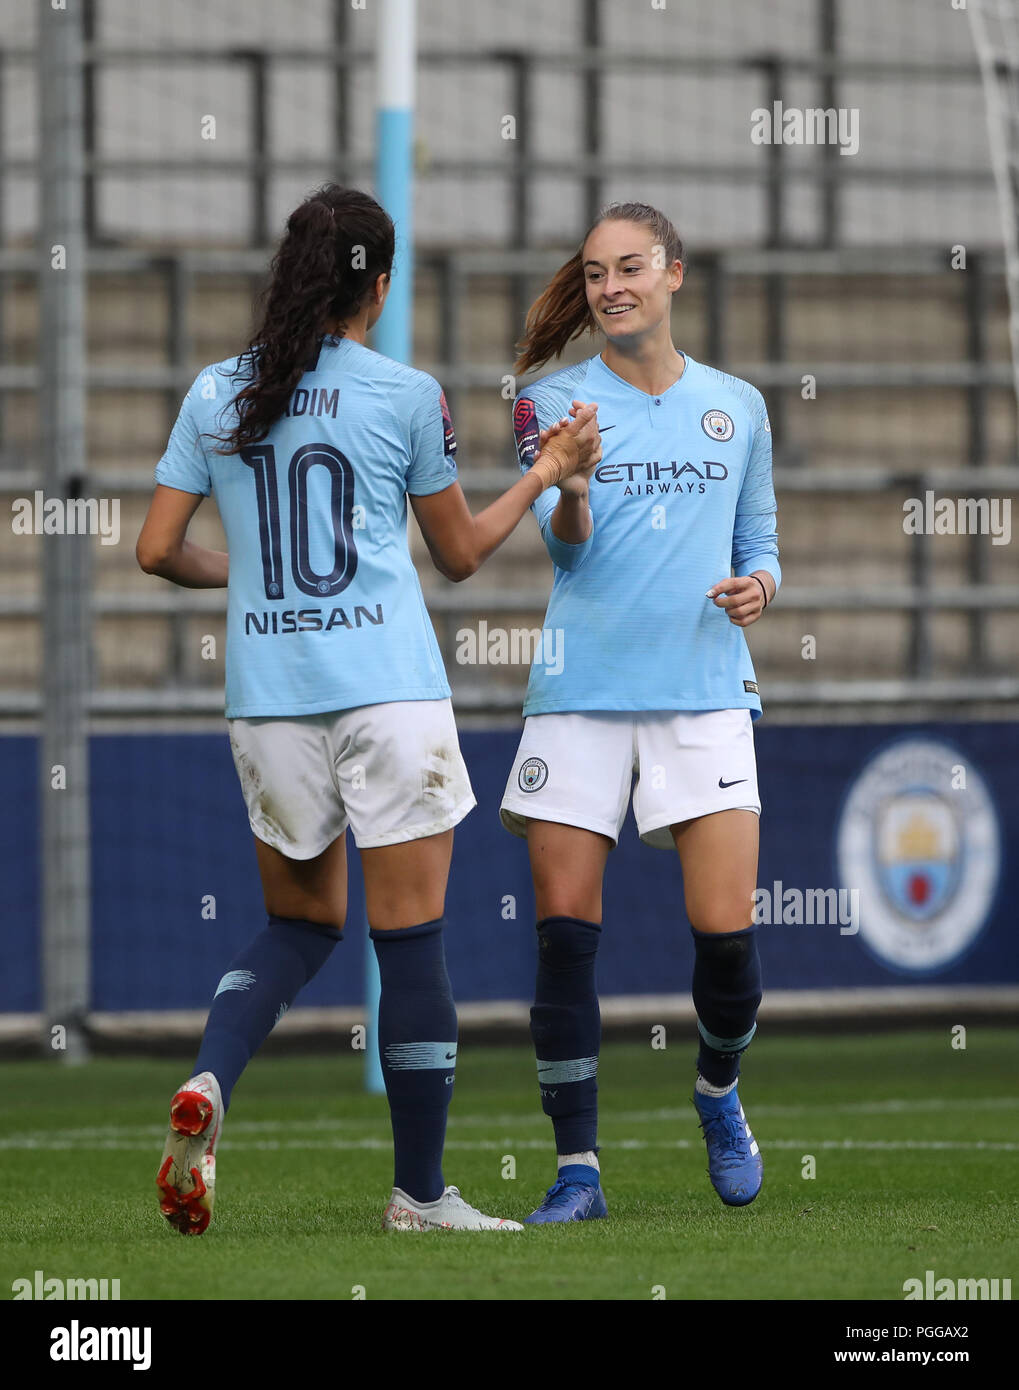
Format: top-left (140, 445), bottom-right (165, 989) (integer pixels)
top-left (595, 1096), bottom-right (1019, 1124)
top-left (4, 1094), bottom-right (1015, 1148)
top-left (454, 1096), bottom-right (1019, 1127)
top-left (0, 1136), bottom-right (1015, 1153)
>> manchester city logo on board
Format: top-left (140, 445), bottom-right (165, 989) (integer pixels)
top-left (701, 409), bottom-right (735, 442)
top-left (519, 757), bottom-right (549, 793)
top-left (835, 738), bottom-right (1000, 974)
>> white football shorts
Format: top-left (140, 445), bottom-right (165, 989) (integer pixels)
top-left (500, 708), bottom-right (760, 850)
top-left (229, 697), bottom-right (476, 858)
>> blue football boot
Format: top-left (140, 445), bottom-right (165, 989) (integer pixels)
top-left (693, 1087), bottom-right (763, 1207)
top-left (523, 1167), bottom-right (608, 1224)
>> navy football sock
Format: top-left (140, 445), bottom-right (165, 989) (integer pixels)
top-left (194, 915), bottom-right (341, 1110)
top-left (690, 924), bottom-right (763, 1088)
top-left (371, 918), bottom-right (458, 1205)
top-left (529, 916), bottom-right (602, 1157)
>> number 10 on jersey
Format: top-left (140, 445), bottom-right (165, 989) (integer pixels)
top-left (241, 442), bottom-right (358, 600)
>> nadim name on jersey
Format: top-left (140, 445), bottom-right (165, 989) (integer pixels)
top-left (282, 386), bottom-right (340, 418)
top-left (244, 603), bottom-right (384, 635)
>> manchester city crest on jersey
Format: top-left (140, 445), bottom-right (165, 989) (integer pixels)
top-left (835, 738), bottom-right (1000, 974)
top-left (701, 410), bottom-right (735, 442)
top-left (519, 756), bottom-right (548, 792)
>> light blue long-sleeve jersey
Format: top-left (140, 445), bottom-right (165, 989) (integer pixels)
top-left (512, 351), bottom-right (781, 718)
top-left (155, 336), bottom-right (457, 718)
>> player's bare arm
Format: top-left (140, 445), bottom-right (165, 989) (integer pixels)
top-left (411, 402), bottom-right (600, 581)
top-left (136, 484), bottom-right (229, 587)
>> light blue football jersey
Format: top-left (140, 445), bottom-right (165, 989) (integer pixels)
top-left (512, 352), bottom-right (781, 718)
top-left (155, 336), bottom-right (458, 718)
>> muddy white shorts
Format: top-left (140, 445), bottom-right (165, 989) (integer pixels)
top-left (229, 698), bottom-right (476, 858)
top-left (500, 708), bottom-right (759, 850)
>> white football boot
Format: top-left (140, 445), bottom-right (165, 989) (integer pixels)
top-left (382, 1185), bottom-right (523, 1232)
top-left (156, 1070), bottom-right (222, 1236)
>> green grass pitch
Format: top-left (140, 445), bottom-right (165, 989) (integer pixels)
top-left (1, 1028), bottom-right (1016, 1301)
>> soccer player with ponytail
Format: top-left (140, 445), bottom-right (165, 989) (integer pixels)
top-left (499, 203), bottom-right (779, 1221)
top-left (137, 183), bottom-right (599, 1234)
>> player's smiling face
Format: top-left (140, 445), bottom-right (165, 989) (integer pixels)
top-left (582, 220), bottom-right (682, 343)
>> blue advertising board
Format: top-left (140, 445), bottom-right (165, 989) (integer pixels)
top-left (1, 722), bottom-right (1016, 1014)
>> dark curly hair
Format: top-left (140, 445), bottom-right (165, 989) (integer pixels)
top-left (208, 184), bottom-right (395, 454)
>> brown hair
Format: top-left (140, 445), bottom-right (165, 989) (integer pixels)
top-left (208, 184), bottom-right (394, 454)
top-left (514, 201), bottom-right (685, 376)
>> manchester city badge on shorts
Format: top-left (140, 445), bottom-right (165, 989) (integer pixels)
top-left (701, 409), bottom-right (735, 442)
top-left (835, 737), bottom-right (1001, 974)
top-left (518, 756), bottom-right (549, 792)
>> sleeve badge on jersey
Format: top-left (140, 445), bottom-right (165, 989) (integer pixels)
top-left (513, 396), bottom-right (540, 466)
top-left (439, 389), bottom-right (458, 460)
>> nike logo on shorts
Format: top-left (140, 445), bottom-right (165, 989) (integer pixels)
top-left (718, 777), bottom-right (748, 789)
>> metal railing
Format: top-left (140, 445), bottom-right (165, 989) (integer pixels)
top-left (2, 4), bottom-right (1016, 716)
top-left (0, 0), bottom-right (999, 251)
top-left (1, 245), bottom-right (1017, 711)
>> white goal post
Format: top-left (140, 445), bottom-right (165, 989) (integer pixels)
top-left (969, 0), bottom-right (1019, 418)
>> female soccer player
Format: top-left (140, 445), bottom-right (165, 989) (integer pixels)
top-left (136, 183), bottom-right (600, 1235)
top-left (499, 202), bottom-right (780, 1222)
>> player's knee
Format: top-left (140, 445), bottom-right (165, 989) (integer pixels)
top-left (316, 905), bottom-right (346, 933)
top-left (691, 927), bottom-right (762, 1007)
top-left (535, 888), bottom-right (603, 925)
top-left (687, 897), bottom-right (754, 935)
top-left (535, 915), bottom-right (602, 971)
top-left (269, 912), bottom-right (345, 942)
top-left (268, 904), bottom-right (345, 935)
